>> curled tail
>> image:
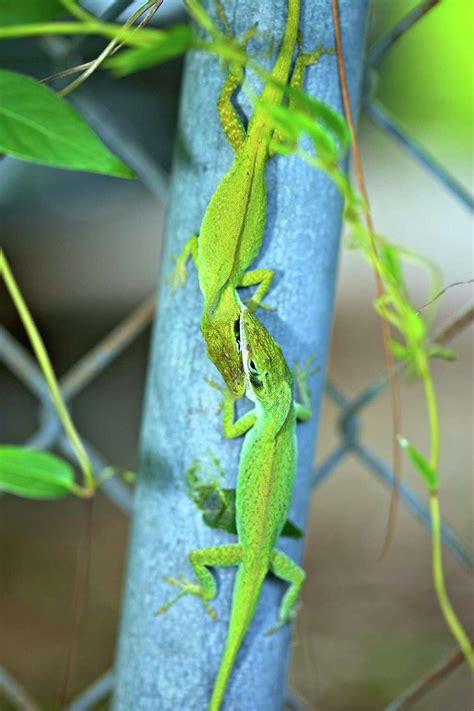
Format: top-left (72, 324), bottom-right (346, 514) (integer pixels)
top-left (209, 567), bottom-right (266, 711)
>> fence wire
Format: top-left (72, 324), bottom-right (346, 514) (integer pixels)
top-left (1, 1), bottom-right (472, 709)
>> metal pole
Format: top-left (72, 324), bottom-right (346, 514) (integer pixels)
top-left (113, 1), bottom-right (369, 708)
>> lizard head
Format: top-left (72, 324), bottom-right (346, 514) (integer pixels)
top-left (239, 306), bottom-right (293, 408)
top-left (202, 314), bottom-right (246, 398)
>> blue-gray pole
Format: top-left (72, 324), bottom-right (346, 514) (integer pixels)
top-left (113, 1), bottom-right (369, 709)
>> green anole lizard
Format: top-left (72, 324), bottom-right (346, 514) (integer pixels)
top-left (157, 306), bottom-right (313, 710)
top-left (171, 0), bottom-right (327, 396)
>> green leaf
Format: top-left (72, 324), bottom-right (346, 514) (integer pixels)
top-left (398, 436), bottom-right (438, 491)
top-left (375, 293), bottom-right (403, 331)
top-left (107, 25), bottom-right (196, 76)
top-left (268, 103), bottom-right (342, 163)
top-left (427, 343), bottom-right (456, 361)
top-left (201, 486), bottom-right (238, 535)
top-left (405, 308), bottom-right (427, 345)
top-left (281, 518), bottom-right (303, 539)
top-left (0, 0), bottom-right (63, 25)
top-left (0, 70), bottom-right (135, 177)
top-left (184, 0), bottom-right (223, 37)
top-left (268, 104), bottom-right (300, 143)
top-left (0, 446), bottom-right (76, 499)
top-left (379, 242), bottom-right (403, 290)
top-left (97, 466), bottom-right (136, 485)
top-left (268, 137), bottom-right (295, 156)
top-left (390, 338), bottom-right (408, 360)
top-left (288, 87), bottom-right (351, 154)
top-left (302, 115), bottom-right (338, 162)
top-left (121, 469), bottom-right (136, 483)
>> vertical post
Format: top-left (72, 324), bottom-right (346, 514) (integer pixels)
top-left (113, 1), bottom-right (369, 709)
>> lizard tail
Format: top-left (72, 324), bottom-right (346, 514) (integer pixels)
top-left (208, 566), bottom-right (266, 711)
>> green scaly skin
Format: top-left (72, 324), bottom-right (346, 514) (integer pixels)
top-left (157, 307), bottom-right (313, 710)
top-left (170, 0), bottom-right (326, 396)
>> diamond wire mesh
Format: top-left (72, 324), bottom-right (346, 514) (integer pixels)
top-left (1, 1), bottom-right (472, 709)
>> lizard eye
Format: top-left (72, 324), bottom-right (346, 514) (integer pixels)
top-left (248, 359), bottom-right (258, 375)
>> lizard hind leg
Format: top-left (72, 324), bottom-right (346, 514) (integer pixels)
top-left (265, 549), bottom-right (305, 635)
top-left (291, 33), bottom-right (335, 90)
top-left (213, 1), bottom-right (257, 45)
top-left (156, 543), bottom-right (243, 619)
top-left (217, 70), bottom-right (247, 153)
top-left (269, 36), bottom-right (335, 156)
top-left (214, 2), bottom-right (258, 152)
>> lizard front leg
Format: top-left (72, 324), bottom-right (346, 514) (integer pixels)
top-left (269, 35), bottom-right (334, 156)
top-left (221, 392), bottom-right (256, 438)
top-left (208, 380), bottom-right (257, 437)
top-left (290, 34), bottom-right (333, 96)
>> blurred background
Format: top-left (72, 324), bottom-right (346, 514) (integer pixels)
top-left (0, 0), bottom-right (472, 709)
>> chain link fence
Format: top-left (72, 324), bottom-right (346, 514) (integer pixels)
top-left (1, 1), bottom-right (472, 709)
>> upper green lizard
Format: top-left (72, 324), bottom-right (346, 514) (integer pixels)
top-left (157, 306), bottom-right (313, 710)
top-left (171, 0), bottom-right (326, 396)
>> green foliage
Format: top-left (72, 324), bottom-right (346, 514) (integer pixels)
top-left (281, 518), bottom-right (303, 539)
top-left (267, 86), bottom-right (351, 161)
top-left (1, 250), bottom-right (96, 493)
top-left (262, 55), bottom-right (474, 666)
top-left (0, 70), bottom-right (135, 177)
top-left (1, 250), bottom-right (138, 499)
top-left (105, 0), bottom-right (246, 81)
top-left (0, 0), bottom-right (471, 669)
top-left (426, 343), bottom-right (455, 362)
top-left (107, 25), bottom-right (197, 76)
top-left (184, 0), bottom-right (221, 37)
top-left (0, 446), bottom-right (78, 499)
top-left (265, 92), bottom-right (448, 382)
top-left (0, 15), bottom-right (156, 44)
top-left (97, 467), bottom-right (137, 485)
top-left (398, 436), bottom-right (438, 492)
top-left (0, 0), bottom-right (63, 25)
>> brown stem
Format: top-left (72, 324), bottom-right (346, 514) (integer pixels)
top-left (41, 1), bottom-right (163, 88)
top-left (434, 304), bottom-right (474, 345)
top-left (58, 500), bottom-right (94, 708)
top-left (389, 639), bottom-right (473, 709)
top-left (331, 0), bottom-right (402, 558)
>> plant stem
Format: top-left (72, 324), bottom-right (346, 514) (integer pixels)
top-left (0, 250), bottom-right (95, 492)
top-left (0, 21), bottom-right (156, 45)
top-left (430, 493), bottom-right (474, 670)
top-left (423, 367), bottom-right (439, 470)
top-left (331, 0), bottom-right (402, 561)
top-left (422, 365), bottom-right (473, 669)
top-left (59, 0), bottom-right (161, 98)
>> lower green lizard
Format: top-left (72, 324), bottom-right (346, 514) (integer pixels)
top-left (157, 306), bottom-right (313, 710)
